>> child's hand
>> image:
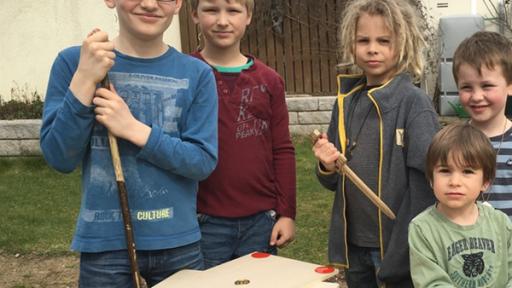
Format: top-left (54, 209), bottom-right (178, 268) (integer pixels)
top-left (78, 28), bottom-right (115, 84)
top-left (312, 132), bottom-right (339, 172)
top-left (70, 28), bottom-right (115, 105)
top-left (93, 84), bottom-right (151, 147)
top-left (270, 216), bottom-right (295, 248)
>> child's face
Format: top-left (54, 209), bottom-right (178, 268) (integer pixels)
top-left (354, 13), bottom-right (398, 86)
top-left (432, 154), bottom-right (489, 217)
top-left (192, 0), bottom-right (252, 51)
top-left (105, 0), bottom-right (182, 42)
top-left (457, 63), bottom-right (512, 128)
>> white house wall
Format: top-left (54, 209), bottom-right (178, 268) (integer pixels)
top-left (423, 0), bottom-right (501, 30)
top-left (0, 1), bottom-right (182, 100)
top-left (0, 1), bottom-right (504, 101)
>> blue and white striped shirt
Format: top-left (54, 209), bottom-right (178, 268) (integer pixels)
top-left (488, 127), bottom-right (512, 221)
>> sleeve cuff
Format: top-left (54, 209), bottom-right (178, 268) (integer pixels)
top-left (137, 124), bottom-right (161, 160)
top-left (66, 90), bottom-right (95, 115)
top-left (276, 208), bottom-right (296, 220)
top-left (317, 162), bottom-right (336, 175)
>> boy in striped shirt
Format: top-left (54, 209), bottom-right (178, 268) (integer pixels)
top-left (453, 31), bottom-right (512, 219)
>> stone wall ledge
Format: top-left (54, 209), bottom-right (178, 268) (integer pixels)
top-left (0, 120), bottom-right (41, 156)
top-left (0, 95), bottom-right (336, 156)
top-left (0, 119), bottom-right (41, 139)
top-left (0, 115), bottom-right (460, 156)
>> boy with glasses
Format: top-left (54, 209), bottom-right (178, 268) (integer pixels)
top-left (40, 0), bottom-right (218, 286)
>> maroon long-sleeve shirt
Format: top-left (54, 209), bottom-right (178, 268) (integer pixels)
top-left (192, 53), bottom-right (296, 219)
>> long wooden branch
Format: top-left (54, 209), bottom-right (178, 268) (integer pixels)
top-left (101, 76), bottom-right (143, 288)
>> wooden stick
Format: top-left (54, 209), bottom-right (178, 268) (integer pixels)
top-left (312, 130), bottom-right (396, 220)
top-left (101, 76), bottom-right (143, 288)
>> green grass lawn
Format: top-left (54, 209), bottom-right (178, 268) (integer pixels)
top-left (0, 157), bottom-right (81, 255)
top-left (279, 137), bottom-right (334, 264)
top-left (0, 136), bottom-right (334, 264)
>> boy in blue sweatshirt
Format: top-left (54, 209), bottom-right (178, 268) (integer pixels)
top-left (40, 0), bottom-right (217, 287)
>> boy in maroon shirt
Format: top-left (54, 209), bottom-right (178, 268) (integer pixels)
top-left (188, 0), bottom-right (296, 268)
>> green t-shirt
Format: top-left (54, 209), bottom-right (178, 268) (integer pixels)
top-left (408, 203), bottom-right (512, 288)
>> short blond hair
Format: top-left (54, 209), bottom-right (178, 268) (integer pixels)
top-left (188, 0), bottom-right (254, 14)
top-left (425, 122), bottom-right (496, 185)
top-left (452, 31), bottom-right (512, 84)
top-left (338, 0), bottom-right (425, 80)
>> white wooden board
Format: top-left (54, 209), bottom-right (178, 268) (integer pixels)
top-left (154, 252), bottom-right (339, 288)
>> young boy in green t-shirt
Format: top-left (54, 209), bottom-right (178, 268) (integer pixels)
top-left (409, 122), bottom-right (512, 287)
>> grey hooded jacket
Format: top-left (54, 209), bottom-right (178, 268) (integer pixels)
top-left (316, 73), bottom-right (439, 286)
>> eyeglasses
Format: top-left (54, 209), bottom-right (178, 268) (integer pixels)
top-left (131, 0), bottom-right (177, 3)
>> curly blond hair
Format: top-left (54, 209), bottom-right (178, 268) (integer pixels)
top-left (338, 0), bottom-right (425, 80)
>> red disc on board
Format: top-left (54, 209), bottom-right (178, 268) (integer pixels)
top-left (315, 266), bottom-right (335, 274)
top-left (251, 252), bottom-right (271, 258)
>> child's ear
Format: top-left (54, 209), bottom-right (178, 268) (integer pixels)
top-left (481, 181), bottom-right (490, 192)
top-left (173, 0), bottom-right (183, 15)
top-left (506, 82), bottom-right (512, 96)
top-left (104, 0), bottom-right (116, 9)
top-left (191, 9), bottom-right (200, 24)
top-left (246, 11), bottom-right (253, 26)
top-left (505, 73), bottom-right (512, 95)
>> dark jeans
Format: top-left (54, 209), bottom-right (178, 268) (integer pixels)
top-left (345, 244), bottom-right (383, 288)
top-left (198, 210), bottom-right (277, 269)
top-left (79, 241), bottom-right (203, 288)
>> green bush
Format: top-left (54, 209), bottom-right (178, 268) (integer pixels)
top-left (0, 84), bottom-right (43, 120)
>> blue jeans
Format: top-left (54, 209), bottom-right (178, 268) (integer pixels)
top-left (198, 210), bottom-right (277, 269)
top-left (345, 244), bottom-right (383, 288)
top-left (79, 241), bottom-right (203, 288)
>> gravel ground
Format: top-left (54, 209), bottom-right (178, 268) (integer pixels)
top-left (0, 253), bottom-right (347, 288)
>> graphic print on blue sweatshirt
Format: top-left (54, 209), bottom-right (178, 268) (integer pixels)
top-left (83, 71), bottom-right (187, 225)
